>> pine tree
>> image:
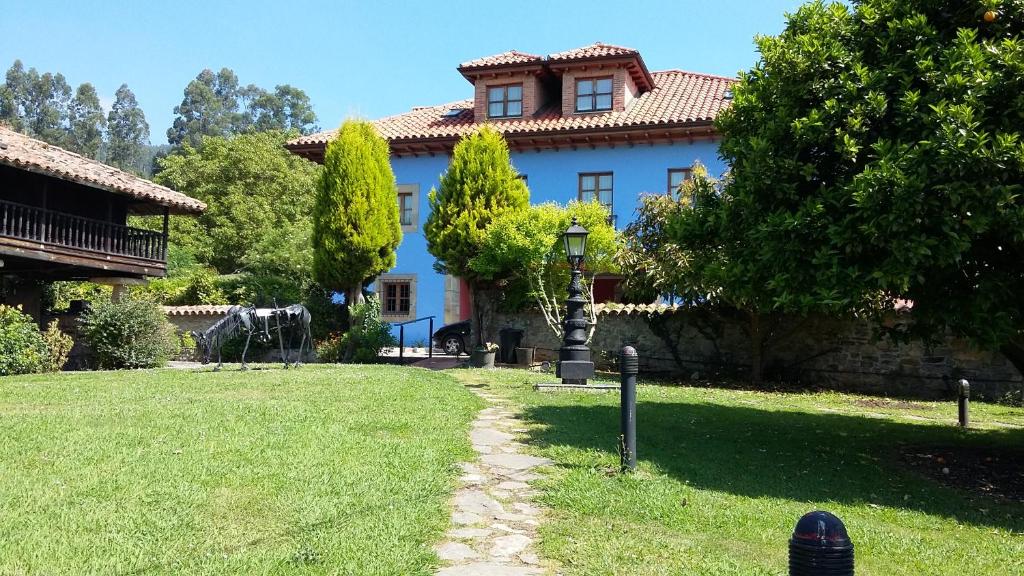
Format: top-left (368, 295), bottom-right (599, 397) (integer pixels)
top-left (66, 83), bottom-right (105, 158)
top-left (106, 84), bottom-right (149, 173)
top-left (423, 126), bottom-right (529, 347)
top-left (312, 119), bottom-right (402, 306)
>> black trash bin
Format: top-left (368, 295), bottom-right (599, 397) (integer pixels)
top-left (498, 328), bottom-right (524, 364)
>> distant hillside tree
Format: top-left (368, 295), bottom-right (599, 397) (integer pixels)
top-left (66, 83), bottom-right (105, 158)
top-left (168, 68), bottom-right (317, 148)
top-left (167, 68), bottom-right (241, 148)
top-left (0, 60), bottom-right (28, 131)
top-left (0, 60), bottom-right (72, 145)
top-left (424, 126), bottom-right (529, 348)
top-left (106, 84), bottom-right (149, 173)
top-left (312, 120), bottom-right (401, 306)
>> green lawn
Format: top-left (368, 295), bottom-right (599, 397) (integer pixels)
top-left (0, 365), bottom-right (482, 575)
top-left (459, 369), bottom-right (1024, 576)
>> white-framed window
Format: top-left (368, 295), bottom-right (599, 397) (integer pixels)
top-left (396, 184), bottom-right (419, 232)
top-left (579, 172), bottom-right (613, 211)
top-left (377, 274), bottom-right (417, 321)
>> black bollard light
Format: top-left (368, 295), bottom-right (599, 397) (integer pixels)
top-left (789, 510), bottom-right (854, 576)
top-left (958, 379), bottom-right (970, 428)
top-left (619, 345), bottom-right (638, 472)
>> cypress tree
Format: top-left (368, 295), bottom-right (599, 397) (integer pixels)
top-left (424, 126), bottom-right (529, 347)
top-left (312, 119), bottom-right (402, 306)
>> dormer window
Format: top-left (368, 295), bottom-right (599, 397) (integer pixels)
top-left (487, 84), bottom-right (523, 118)
top-left (575, 77), bottom-right (613, 112)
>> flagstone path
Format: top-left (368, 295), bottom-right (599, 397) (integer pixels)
top-left (434, 388), bottom-right (552, 576)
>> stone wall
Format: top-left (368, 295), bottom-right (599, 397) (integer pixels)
top-left (487, 305), bottom-right (1023, 401)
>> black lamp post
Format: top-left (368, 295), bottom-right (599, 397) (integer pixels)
top-left (557, 217), bottom-right (595, 385)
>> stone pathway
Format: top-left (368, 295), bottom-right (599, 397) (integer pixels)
top-left (434, 389), bottom-right (551, 576)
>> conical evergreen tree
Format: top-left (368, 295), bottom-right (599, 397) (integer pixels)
top-left (424, 126), bottom-right (529, 346)
top-left (312, 119), bottom-right (402, 305)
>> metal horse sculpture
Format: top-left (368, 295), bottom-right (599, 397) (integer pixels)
top-left (255, 303), bottom-right (313, 368)
top-left (192, 303), bottom-right (312, 370)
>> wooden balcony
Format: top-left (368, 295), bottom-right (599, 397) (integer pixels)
top-left (0, 198), bottom-right (168, 278)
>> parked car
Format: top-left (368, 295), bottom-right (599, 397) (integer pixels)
top-left (432, 320), bottom-right (469, 356)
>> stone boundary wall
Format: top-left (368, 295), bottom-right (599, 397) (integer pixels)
top-left (487, 305), bottom-right (1023, 401)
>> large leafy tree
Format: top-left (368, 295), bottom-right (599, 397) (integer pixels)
top-left (696, 0), bottom-right (1024, 377)
top-left (155, 130), bottom-right (320, 274)
top-left (106, 84), bottom-right (149, 173)
top-left (168, 68), bottom-right (317, 147)
top-left (311, 120), bottom-right (401, 305)
top-left (167, 68), bottom-right (241, 148)
top-left (471, 201), bottom-right (619, 343)
top-left (424, 126), bottom-right (529, 347)
top-left (66, 83), bottom-right (105, 158)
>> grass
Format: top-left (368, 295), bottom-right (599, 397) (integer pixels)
top-left (0, 365), bottom-right (482, 575)
top-left (457, 369), bottom-right (1024, 576)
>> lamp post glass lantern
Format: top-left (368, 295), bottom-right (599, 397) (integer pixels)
top-left (557, 217), bottom-right (595, 385)
top-left (563, 218), bottom-right (589, 270)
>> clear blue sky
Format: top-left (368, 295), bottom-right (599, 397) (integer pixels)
top-left (1, 0), bottom-right (806, 144)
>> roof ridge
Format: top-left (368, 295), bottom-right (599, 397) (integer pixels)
top-left (652, 69), bottom-right (738, 82)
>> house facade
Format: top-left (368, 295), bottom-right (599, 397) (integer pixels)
top-left (287, 43), bottom-right (734, 343)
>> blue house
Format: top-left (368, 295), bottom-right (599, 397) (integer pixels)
top-left (287, 43), bottom-right (734, 344)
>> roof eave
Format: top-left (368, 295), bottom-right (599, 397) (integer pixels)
top-left (0, 158), bottom-right (205, 215)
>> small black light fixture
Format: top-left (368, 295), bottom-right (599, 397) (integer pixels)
top-left (789, 510), bottom-right (854, 575)
top-left (557, 217), bottom-right (595, 385)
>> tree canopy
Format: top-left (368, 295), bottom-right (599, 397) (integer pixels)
top-left (155, 130), bottom-right (320, 274)
top-left (167, 68), bottom-right (318, 148)
top-left (424, 126), bottom-right (529, 280)
top-left (672, 0), bottom-right (1024, 377)
top-left (471, 200), bottom-right (619, 341)
top-left (106, 84), bottom-right (150, 174)
top-left (311, 120), bottom-right (402, 303)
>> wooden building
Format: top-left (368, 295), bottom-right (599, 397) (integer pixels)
top-left (0, 126), bottom-right (205, 318)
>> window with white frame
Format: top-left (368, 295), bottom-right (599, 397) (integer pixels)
top-left (579, 172), bottom-right (613, 211)
top-left (396, 184), bottom-right (419, 232)
top-left (378, 274), bottom-right (417, 320)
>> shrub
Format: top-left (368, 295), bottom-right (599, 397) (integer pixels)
top-left (0, 305), bottom-right (48, 376)
top-left (41, 320), bottom-right (73, 372)
top-left (315, 333), bottom-right (345, 364)
top-left (78, 296), bottom-right (178, 369)
top-left (338, 296), bottom-right (396, 363)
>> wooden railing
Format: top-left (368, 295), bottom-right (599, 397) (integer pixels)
top-left (0, 199), bottom-right (167, 262)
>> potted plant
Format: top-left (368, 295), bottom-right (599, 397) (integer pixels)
top-left (470, 342), bottom-right (498, 368)
top-left (515, 346), bottom-right (535, 367)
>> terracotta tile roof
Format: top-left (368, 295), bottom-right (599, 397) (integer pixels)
top-left (459, 50), bottom-right (543, 70)
top-left (595, 302), bottom-right (679, 316)
top-left (547, 42), bottom-right (638, 62)
top-left (163, 305), bottom-right (235, 316)
top-left (289, 70), bottom-right (734, 148)
top-left (0, 126), bottom-right (205, 215)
